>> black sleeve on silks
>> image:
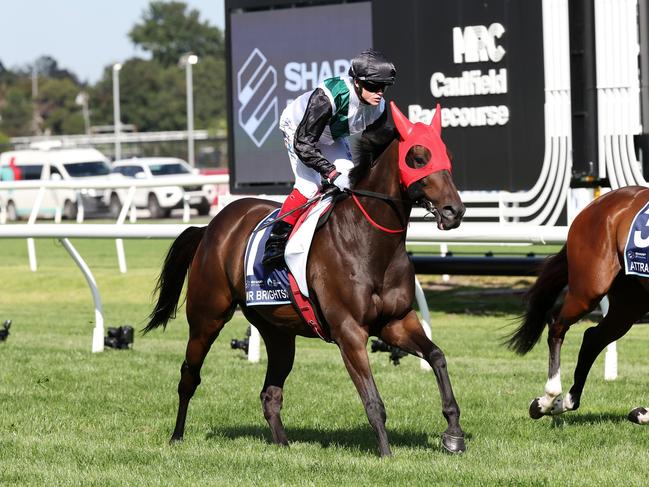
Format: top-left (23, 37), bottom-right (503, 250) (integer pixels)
top-left (293, 88), bottom-right (336, 177)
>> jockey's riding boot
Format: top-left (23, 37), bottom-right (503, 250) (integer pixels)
top-left (262, 219), bottom-right (294, 267)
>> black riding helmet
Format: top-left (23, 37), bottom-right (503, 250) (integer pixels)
top-left (348, 49), bottom-right (396, 85)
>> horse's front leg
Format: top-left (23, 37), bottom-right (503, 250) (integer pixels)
top-left (334, 324), bottom-right (391, 457)
top-left (380, 310), bottom-right (465, 453)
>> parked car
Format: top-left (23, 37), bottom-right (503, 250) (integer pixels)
top-left (107, 157), bottom-right (213, 218)
top-left (0, 146), bottom-right (112, 220)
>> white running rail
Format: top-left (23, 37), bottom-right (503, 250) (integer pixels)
top-left (0, 174), bottom-right (229, 271)
top-left (0, 222), bottom-right (566, 358)
top-left (594, 0), bottom-right (645, 188)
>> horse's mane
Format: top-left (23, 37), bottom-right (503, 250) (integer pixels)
top-left (350, 124), bottom-right (397, 185)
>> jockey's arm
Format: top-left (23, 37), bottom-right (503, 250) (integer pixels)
top-left (293, 88), bottom-right (336, 177)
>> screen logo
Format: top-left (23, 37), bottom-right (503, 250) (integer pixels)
top-left (237, 48), bottom-right (278, 147)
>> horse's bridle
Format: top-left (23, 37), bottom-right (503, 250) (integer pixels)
top-left (346, 183), bottom-right (440, 233)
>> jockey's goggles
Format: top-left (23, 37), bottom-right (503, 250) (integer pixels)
top-left (360, 80), bottom-right (389, 93)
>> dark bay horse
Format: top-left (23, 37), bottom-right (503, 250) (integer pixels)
top-left (507, 185), bottom-right (649, 423)
top-left (144, 103), bottom-right (467, 456)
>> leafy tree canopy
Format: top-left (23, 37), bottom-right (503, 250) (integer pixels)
top-left (129, 1), bottom-right (224, 66)
top-left (0, 1), bottom-right (226, 137)
top-left (0, 86), bottom-right (32, 136)
top-left (9, 56), bottom-right (80, 84)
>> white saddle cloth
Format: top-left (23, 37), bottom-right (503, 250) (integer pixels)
top-left (284, 196), bottom-right (334, 297)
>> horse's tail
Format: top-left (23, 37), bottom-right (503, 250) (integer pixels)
top-left (143, 226), bottom-right (206, 334)
top-left (505, 245), bottom-right (568, 355)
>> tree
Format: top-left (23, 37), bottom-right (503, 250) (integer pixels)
top-left (0, 60), bottom-right (15, 84)
top-left (37, 77), bottom-right (85, 134)
top-left (0, 86), bottom-right (32, 136)
top-left (192, 55), bottom-right (226, 131)
top-left (129, 1), bottom-right (224, 67)
top-left (0, 1), bottom-right (228, 138)
top-left (90, 58), bottom-right (185, 132)
top-left (33, 56), bottom-right (79, 83)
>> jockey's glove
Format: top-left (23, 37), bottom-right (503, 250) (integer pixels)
top-left (328, 170), bottom-right (350, 192)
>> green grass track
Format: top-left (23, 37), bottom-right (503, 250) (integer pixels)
top-left (1, 236), bottom-right (648, 486)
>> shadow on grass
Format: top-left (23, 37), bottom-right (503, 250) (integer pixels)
top-left (420, 284), bottom-right (528, 317)
top-left (420, 279), bottom-right (605, 322)
top-left (550, 411), bottom-right (629, 426)
top-left (205, 424), bottom-right (470, 454)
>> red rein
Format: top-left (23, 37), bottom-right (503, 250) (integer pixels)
top-left (351, 193), bottom-right (406, 234)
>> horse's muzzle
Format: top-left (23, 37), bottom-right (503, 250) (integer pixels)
top-left (438, 204), bottom-right (465, 230)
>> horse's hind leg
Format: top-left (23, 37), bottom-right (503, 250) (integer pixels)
top-left (528, 288), bottom-right (596, 419)
top-left (380, 310), bottom-right (465, 454)
top-left (552, 276), bottom-right (648, 419)
top-left (170, 299), bottom-right (234, 443)
top-left (629, 279), bottom-right (649, 424)
top-left (257, 326), bottom-right (296, 446)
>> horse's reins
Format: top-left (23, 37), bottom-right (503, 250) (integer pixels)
top-left (348, 189), bottom-right (407, 234)
top-left (255, 187), bottom-right (339, 231)
top-left (257, 186), bottom-right (438, 235)
top-left (348, 188), bottom-right (442, 234)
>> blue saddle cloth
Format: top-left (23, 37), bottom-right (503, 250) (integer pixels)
top-left (623, 201), bottom-right (649, 278)
top-left (244, 209), bottom-right (292, 306)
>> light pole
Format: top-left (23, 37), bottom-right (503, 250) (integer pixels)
top-left (31, 64), bottom-right (41, 135)
top-left (75, 92), bottom-right (91, 134)
top-left (179, 53), bottom-right (198, 166)
top-left (112, 63), bottom-right (122, 161)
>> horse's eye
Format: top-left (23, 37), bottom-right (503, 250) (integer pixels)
top-left (415, 156), bottom-right (428, 168)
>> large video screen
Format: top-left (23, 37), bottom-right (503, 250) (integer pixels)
top-left (373, 0), bottom-right (545, 191)
top-left (228, 2), bottom-right (372, 193)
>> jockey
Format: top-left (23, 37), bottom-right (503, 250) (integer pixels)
top-left (262, 48), bottom-right (396, 267)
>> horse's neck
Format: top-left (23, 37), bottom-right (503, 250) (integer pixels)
top-left (355, 141), bottom-right (411, 222)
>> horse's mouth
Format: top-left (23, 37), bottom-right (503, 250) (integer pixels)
top-left (419, 200), bottom-right (445, 230)
top-left (420, 199), bottom-right (464, 230)
top-left (433, 208), bottom-right (446, 230)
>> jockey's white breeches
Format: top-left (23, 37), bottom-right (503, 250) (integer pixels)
top-left (280, 119), bottom-right (354, 198)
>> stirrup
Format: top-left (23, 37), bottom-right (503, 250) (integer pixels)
top-left (262, 247), bottom-right (286, 267)
top-left (262, 237), bottom-right (288, 267)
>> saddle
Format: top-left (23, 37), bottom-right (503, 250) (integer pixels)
top-left (244, 191), bottom-right (348, 341)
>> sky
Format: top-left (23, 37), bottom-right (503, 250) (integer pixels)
top-left (0, 0), bottom-right (225, 84)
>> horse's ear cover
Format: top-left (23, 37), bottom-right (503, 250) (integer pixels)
top-left (431, 103), bottom-right (442, 134)
top-left (392, 101), bottom-right (414, 139)
top-left (390, 101), bottom-right (452, 188)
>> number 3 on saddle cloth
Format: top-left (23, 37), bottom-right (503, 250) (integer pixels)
top-left (624, 201), bottom-right (649, 277)
top-left (244, 196), bottom-right (335, 341)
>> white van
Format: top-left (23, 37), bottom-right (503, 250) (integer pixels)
top-left (0, 146), bottom-right (112, 220)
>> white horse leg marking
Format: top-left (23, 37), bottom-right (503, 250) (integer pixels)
top-left (637, 409), bottom-right (649, 424)
top-left (537, 370), bottom-right (562, 413)
top-left (550, 391), bottom-right (576, 415)
top-left (629, 407), bottom-right (649, 424)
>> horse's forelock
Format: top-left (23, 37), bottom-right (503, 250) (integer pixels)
top-left (350, 125), bottom-right (397, 184)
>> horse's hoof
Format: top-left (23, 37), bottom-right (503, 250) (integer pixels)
top-left (529, 398), bottom-right (545, 419)
top-left (628, 407), bottom-right (649, 424)
top-left (441, 433), bottom-right (466, 454)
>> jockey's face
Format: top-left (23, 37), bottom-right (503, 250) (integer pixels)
top-left (355, 79), bottom-right (387, 106)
